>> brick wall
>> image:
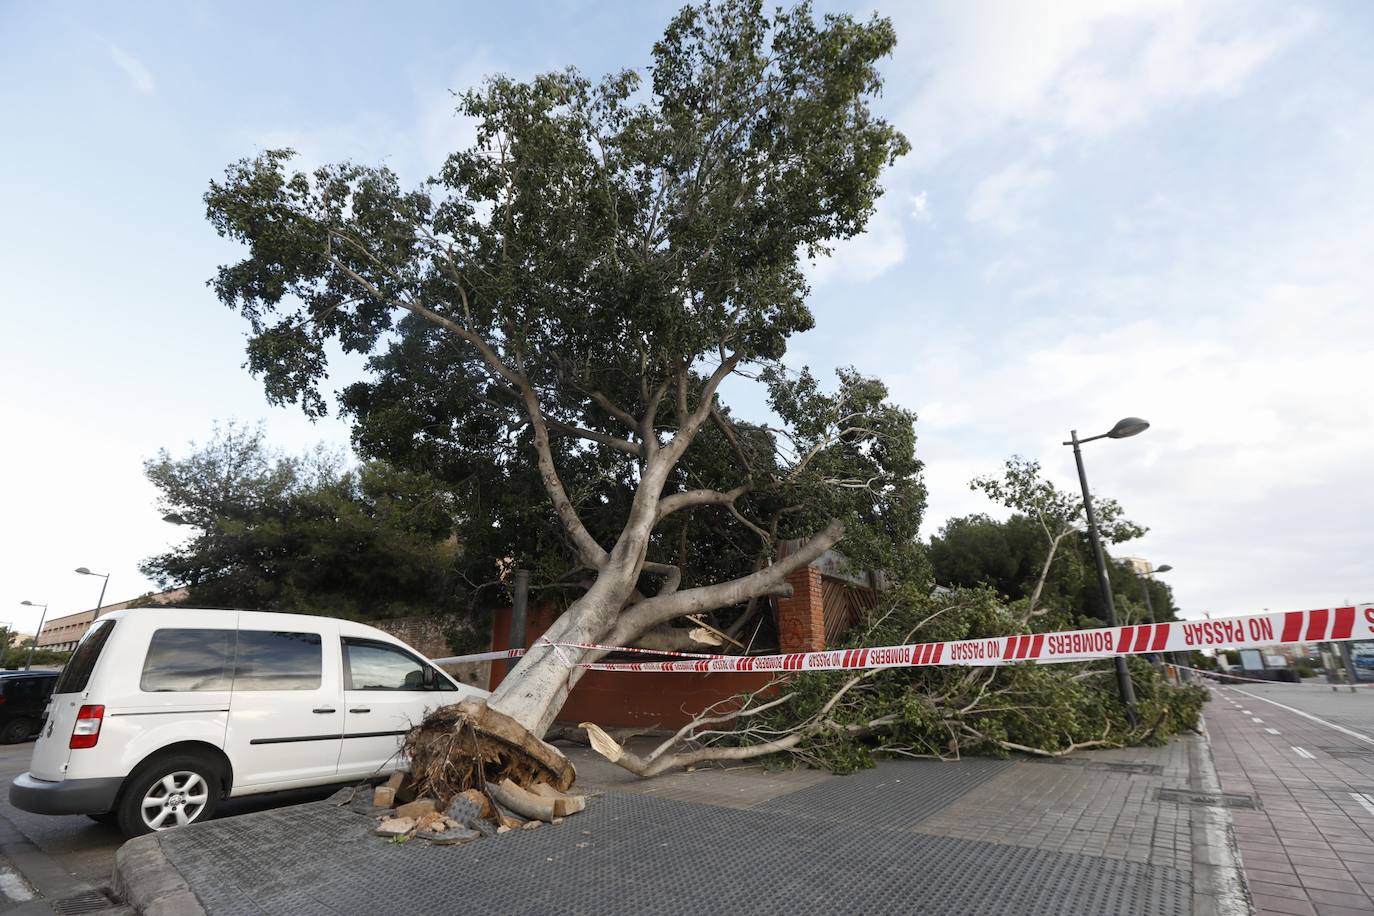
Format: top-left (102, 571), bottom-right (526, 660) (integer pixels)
top-left (776, 565), bottom-right (826, 652)
top-left (370, 616), bottom-right (490, 689)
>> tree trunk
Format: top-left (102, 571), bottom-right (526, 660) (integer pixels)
top-left (487, 579), bottom-right (630, 736)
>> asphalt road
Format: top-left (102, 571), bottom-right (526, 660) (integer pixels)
top-left (0, 741), bottom-right (357, 908)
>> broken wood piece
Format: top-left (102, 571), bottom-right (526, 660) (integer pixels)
top-left (686, 614), bottom-right (745, 649)
top-left (489, 779), bottom-right (585, 821)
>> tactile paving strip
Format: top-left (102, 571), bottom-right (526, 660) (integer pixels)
top-left (751, 756), bottom-right (1013, 827)
top-left (159, 787), bottom-right (1189, 915)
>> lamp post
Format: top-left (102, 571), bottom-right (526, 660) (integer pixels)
top-left (19, 601), bottom-right (48, 670)
top-left (75, 567), bottom-right (111, 617)
top-left (1065, 417), bottom-right (1150, 720)
top-left (1138, 563), bottom-right (1172, 624)
top-left (1136, 563), bottom-right (1176, 675)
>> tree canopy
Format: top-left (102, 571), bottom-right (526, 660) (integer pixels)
top-left (204, 0), bottom-right (921, 732)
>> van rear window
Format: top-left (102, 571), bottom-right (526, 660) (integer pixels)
top-left (141, 629), bottom-right (236, 692)
top-left (53, 619), bottom-right (117, 694)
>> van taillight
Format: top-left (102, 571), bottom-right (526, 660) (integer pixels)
top-left (70, 705), bottom-right (105, 749)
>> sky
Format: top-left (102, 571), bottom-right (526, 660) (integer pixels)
top-left (2, 0), bottom-right (1372, 637)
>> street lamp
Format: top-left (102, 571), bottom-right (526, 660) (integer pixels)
top-left (19, 601), bottom-right (48, 670)
top-left (1065, 417), bottom-right (1150, 720)
top-left (75, 567), bottom-right (111, 617)
top-left (1139, 564), bottom-right (1172, 624)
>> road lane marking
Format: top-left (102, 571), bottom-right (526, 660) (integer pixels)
top-left (1250, 717), bottom-right (1263, 723)
top-left (1265, 728), bottom-right (1280, 735)
top-left (1292, 746), bottom-right (1315, 759)
top-left (0, 865), bottom-right (35, 902)
top-left (1232, 688), bottom-right (1374, 746)
top-left (1351, 793), bottom-right (1374, 817)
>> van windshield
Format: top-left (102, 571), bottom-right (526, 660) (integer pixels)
top-left (52, 618), bottom-right (116, 694)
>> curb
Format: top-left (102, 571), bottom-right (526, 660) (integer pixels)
top-left (1188, 713), bottom-right (1253, 916)
top-left (111, 835), bottom-right (206, 916)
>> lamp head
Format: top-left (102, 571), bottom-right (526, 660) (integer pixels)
top-left (1107, 417), bottom-right (1150, 439)
top-left (1155, 564), bottom-right (1173, 573)
top-left (75, 567), bottom-right (91, 575)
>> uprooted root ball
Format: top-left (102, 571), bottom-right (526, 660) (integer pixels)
top-left (401, 698), bottom-right (576, 806)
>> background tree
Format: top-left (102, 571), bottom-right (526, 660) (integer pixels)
top-left (142, 422), bottom-right (472, 625)
top-left (929, 457), bottom-right (1181, 629)
top-left (204, 0), bottom-right (917, 735)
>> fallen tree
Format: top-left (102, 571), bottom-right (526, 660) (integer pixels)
top-left (582, 586), bottom-right (1207, 777)
top-left (205, 0), bottom-right (920, 781)
top-left (579, 459), bottom-right (1204, 778)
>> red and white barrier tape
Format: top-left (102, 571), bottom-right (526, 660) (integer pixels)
top-left (1166, 663), bottom-right (1374, 689)
top-left (429, 640), bottom-right (717, 667)
top-left (430, 647), bottom-right (526, 666)
top-left (432, 604), bottom-right (1374, 674)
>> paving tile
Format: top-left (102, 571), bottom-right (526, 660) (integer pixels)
top-left (1251, 894), bottom-right (1319, 916)
top-left (1249, 869), bottom-right (1307, 888)
top-left (1311, 906), bottom-right (1374, 916)
top-left (1250, 881), bottom-right (1319, 901)
top-left (1304, 888), bottom-right (1374, 909)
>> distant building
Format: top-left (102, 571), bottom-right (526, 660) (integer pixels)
top-left (36, 588), bottom-right (188, 651)
top-left (1119, 556), bottom-right (1155, 576)
top-left (8, 632), bottom-right (33, 649)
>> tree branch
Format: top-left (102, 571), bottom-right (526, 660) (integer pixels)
top-left (546, 419), bottom-right (644, 457)
top-left (603, 519), bottom-right (843, 646)
top-left (656, 484), bottom-right (749, 522)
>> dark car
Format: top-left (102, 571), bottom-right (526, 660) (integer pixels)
top-left (0, 671), bottom-right (59, 744)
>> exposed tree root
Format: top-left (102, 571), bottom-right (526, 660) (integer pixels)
top-left (403, 698), bottom-right (576, 807)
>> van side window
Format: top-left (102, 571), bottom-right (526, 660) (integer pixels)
top-left (233, 631), bottom-right (322, 691)
top-left (343, 639), bottom-right (440, 691)
top-left (141, 629), bottom-right (235, 692)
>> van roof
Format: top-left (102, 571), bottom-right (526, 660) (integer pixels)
top-left (95, 608), bottom-right (415, 649)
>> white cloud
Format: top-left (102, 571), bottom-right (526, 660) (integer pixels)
top-left (807, 190), bottom-right (910, 286)
top-left (885, 275), bottom-right (1374, 617)
top-left (108, 44), bottom-right (154, 95)
top-left (910, 191), bottom-right (931, 221)
top-left (889, 1), bottom-right (1310, 166)
top-left (965, 161), bottom-right (1054, 233)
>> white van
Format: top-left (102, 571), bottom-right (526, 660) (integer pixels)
top-left (9, 608), bottom-right (485, 836)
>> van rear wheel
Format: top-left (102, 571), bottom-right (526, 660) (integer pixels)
top-left (116, 754), bottom-right (223, 837)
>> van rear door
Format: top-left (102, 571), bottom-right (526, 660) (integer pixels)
top-left (29, 619), bottom-right (117, 781)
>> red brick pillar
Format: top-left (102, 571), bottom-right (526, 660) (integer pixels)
top-left (777, 565), bottom-right (825, 652)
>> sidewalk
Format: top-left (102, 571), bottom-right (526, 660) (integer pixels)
top-left (1203, 681), bottom-right (1374, 916)
top-left (113, 728), bottom-right (1246, 915)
